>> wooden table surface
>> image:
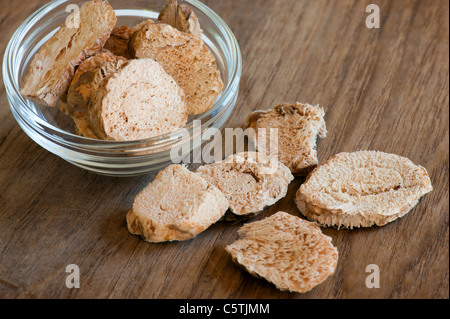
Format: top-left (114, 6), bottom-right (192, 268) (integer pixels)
top-left (0, 0), bottom-right (448, 299)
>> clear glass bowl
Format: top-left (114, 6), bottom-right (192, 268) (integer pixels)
top-left (2, 0), bottom-right (241, 176)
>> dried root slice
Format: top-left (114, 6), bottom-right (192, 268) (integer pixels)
top-left (73, 111), bottom-right (99, 139)
top-left (196, 152), bottom-right (294, 217)
top-left (88, 58), bottom-right (187, 141)
top-left (66, 51), bottom-right (127, 115)
top-left (126, 165), bottom-right (228, 243)
top-left (295, 151), bottom-right (433, 229)
top-left (103, 25), bottom-right (134, 59)
top-left (158, 0), bottom-right (202, 40)
top-left (244, 103), bottom-right (327, 176)
top-left (129, 22), bottom-right (223, 115)
top-left (103, 20), bottom-right (154, 59)
top-left (63, 51), bottom-right (127, 138)
top-left (226, 212), bottom-right (338, 293)
top-left (20, 1), bottom-right (116, 106)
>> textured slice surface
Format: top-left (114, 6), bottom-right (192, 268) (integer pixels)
top-left (65, 51), bottom-right (127, 138)
top-left (88, 58), bottom-right (187, 141)
top-left (126, 165), bottom-right (228, 243)
top-left (20, 1), bottom-right (116, 106)
top-left (158, 0), bottom-right (202, 40)
top-left (226, 212), bottom-right (338, 293)
top-left (196, 152), bottom-right (294, 216)
top-left (295, 151), bottom-right (433, 228)
top-left (66, 51), bottom-right (127, 115)
top-left (244, 103), bottom-right (327, 176)
top-left (103, 25), bottom-right (134, 59)
top-left (103, 20), bottom-right (154, 59)
top-left (72, 111), bottom-right (99, 139)
top-left (129, 23), bottom-right (223, 115)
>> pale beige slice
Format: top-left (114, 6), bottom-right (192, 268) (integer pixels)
top-left (20, 1), bottom-right (116, 106)
top-left (88, 58), bottom-right (187, 141)
top-left (103, 20), bottom-right (154, 59)
top-left (126, 164), bottom-right (229, 243)
top-left (244, 103), bottom-right (327, 176)
top-left (226, 211), bottom-right (338, 293)
top-left (196, 152), bottom-right (294, 216)
top-left (158, 0), bottom-right (202, 40)
top-left (129, 22), bottom-right (223, 115)
top-left (295, 151), bottom-right (433, 229)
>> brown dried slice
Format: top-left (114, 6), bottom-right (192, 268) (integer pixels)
top-left (88, 58), bottom-right (187, 141)
top-left (66, 51), bottom-right (127, 115)
top-left (158, 0), bottom-right (202, 40)
top-left (63, 52), bottom-right (126, 138)
top-left (103, 26), bottom-right (134, 59)
top-left (196, 152), bottom-right (294, 217)
top-left (226, 212), bottom-right (339, 293)
top-left (129, 22), bottom-right (223, 115)
top-left (295, 151), bottom-right (433, 229)
top-left (103, 20), bottom-right (154, 59)
top-left (20, 1), bottom-right (116, 106)
top-left (244, 103), bottom-right (327, 176)
top-left (73, 111), bottom-right (99, 139)
top-left (126, 164), bottom-right (228, 243)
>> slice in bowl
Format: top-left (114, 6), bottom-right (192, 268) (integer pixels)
top-left (20, 0), bottom-right (116, 106)
top-left (158, 0), bottom-right (203, 41)
top-left (88, 58), bottom-right (187, 141)
top-left (65, 51), bottom-right (127, 115)
top-left (103, 20), bottom-right (155, 59)
top-left (129, 22), bottom-right (223, 115)
top-left (63, 51), bottom-right (127, 138)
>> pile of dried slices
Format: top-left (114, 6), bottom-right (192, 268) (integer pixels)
top-left (126, 102), bottom-right (432, 293)
top-left (21, 0), bottom-right (223, 141)
top-left (20, 1), bottom-right (433, 294)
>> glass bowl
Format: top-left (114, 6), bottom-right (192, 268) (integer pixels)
top-left (2, 0), bottom-right (242, 176)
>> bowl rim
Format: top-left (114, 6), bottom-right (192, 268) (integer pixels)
top-left (2, 0), bottom-right (242, 148)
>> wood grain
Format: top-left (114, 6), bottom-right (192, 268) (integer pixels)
top-left (0, 0), bottom-right (448, 299)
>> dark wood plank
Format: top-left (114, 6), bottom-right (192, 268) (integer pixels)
top-left (0, 0), bottom-right (448, 299)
